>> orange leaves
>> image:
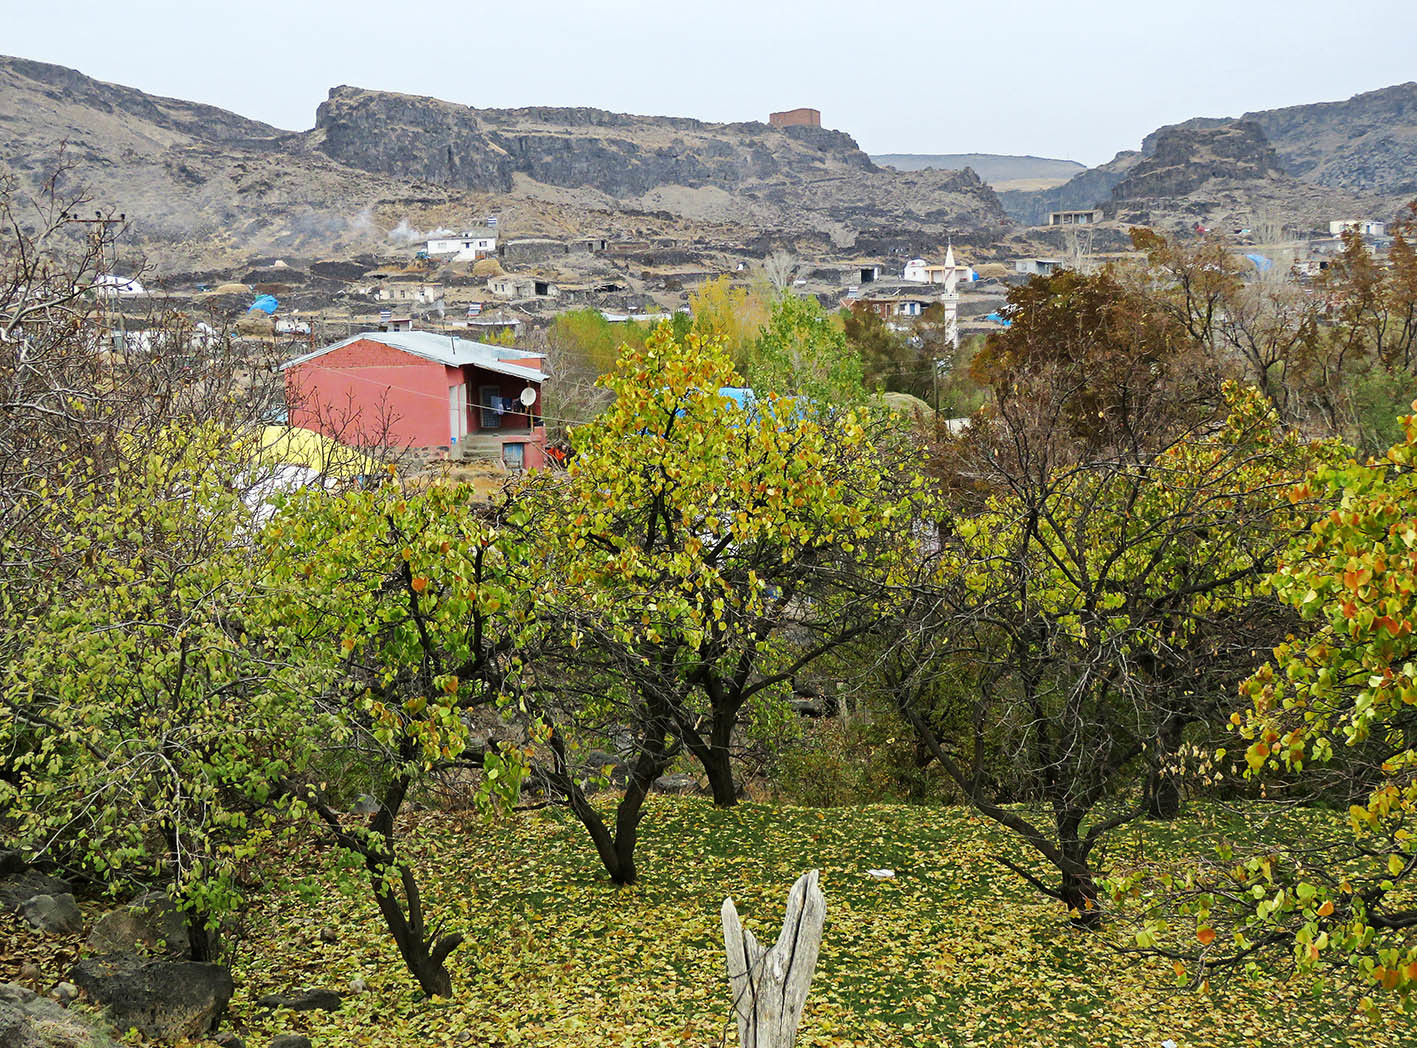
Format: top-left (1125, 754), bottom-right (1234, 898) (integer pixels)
top-left (411, 576), bottom-right (429, 594)
top-left (1197, 926), bottom-right (1217, 946)
top-left (1317, 900), bottom-right (1335, 918)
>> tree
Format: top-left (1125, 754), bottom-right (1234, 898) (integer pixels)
top-left (1153, 405), bottom-right (1417, 1002)
top-left (1, 424), bottom-right (317, 960)
top-left (901, 356), bottom-right (1322, 917)
top-left (516, 325), bottom-right (919, 882)
top-left (264, 479), bottom-right (535, 996)
top-left (745, 293), bottom-right (865, 406)
top-left (761, 249), bottom-right (799, 294)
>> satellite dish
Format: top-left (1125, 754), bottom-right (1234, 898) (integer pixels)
top-left (519, 386), bottom-right (537, 408)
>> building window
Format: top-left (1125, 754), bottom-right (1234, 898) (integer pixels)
top-left (503, 442), bottom-right (525, 470)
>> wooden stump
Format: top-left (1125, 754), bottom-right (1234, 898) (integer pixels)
top-left (720, 870), bottom-right (826, 1048)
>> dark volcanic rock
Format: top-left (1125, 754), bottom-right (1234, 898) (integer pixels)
top-left (70, 956), bottom-right (233, 1042)
top-left (18, 894), bottom-right (82, 934)
top-left (1111, 122), bottom-right (1283, 201)
top-left (0, 981), bottom-right (114, 1048)
top-left (268, 1036), bottom-right (311, 1048)
top-left (0, 871), bottom-right (72, 912)
top-left (257, 987), bottom-right (343, 1012)
top-left (87, 891), bottom-right (190, 959)
top-left (313, 86), bottom-right (873, 196)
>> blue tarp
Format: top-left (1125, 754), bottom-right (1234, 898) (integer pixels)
top-left (1244, 254), bottom-right (1273, 273)
top-left (984, 312), bottom-right (1012, 328)
top-left (250, 294), bottom-right (279, 314)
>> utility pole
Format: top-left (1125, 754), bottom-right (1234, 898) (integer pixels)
top-left (62, 210), bottom-right (127, 349)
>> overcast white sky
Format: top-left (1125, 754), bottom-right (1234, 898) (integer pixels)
top-left (2, 0), bottom-right (1414, 166)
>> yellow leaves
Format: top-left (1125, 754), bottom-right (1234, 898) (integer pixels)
top-left (341, 636), bottom-right (357, 654)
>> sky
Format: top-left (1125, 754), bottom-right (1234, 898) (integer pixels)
top-left (2, 0), bottom-right (1415, 167)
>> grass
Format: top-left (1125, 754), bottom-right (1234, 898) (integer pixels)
top-left (227, 798), bottom-right (1415, 1048)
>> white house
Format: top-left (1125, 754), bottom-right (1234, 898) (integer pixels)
top-left (903, 246), bottom-right (973, 287)
top-left (91, 274), bottom-right (147, 298)
top-left (376, 282), bottom-right (444, 306)
top-left (426, 232), bottom-right (499, 262)
top-left (1329, 220), bottom-right (1386, 237)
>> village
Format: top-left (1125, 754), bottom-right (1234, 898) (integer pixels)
top-left (87, 201), bottom-right (1397, 477)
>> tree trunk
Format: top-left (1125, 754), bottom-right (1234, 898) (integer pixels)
top-left (701, 742), bottom-right (738, 808)
top-left (721, 870), bottom-right (826, 1048)
top-left (1145, 718), bottom-right (1185, 820)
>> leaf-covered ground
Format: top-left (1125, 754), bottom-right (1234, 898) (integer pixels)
top-left (228, 799), bottom-right (1412, 1047)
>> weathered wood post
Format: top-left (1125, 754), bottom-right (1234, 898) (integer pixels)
top-left (720, 869), bottom-right (826, 1048)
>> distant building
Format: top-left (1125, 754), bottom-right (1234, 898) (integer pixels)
top-left (1329, 220), bottom-right (1386, 237)
top-left (769, 108), bottom-right (821, 129)
top-left (426, 232), bottom-right (498, 262)
top-left (1014, 257), bottom-right (1065, 277)
top-left (375, 282), bottom-right (444, 305)
top-left (1047, 209), bottom-right (1102, 226)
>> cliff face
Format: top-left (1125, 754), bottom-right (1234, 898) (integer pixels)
top-left (1241, 82), bottom-right (1417, 193)
top-left (305, 86), bottom-right (1007, 235)
top-left (998, 81), bottom-right (1417, 224)
top-left (1110, 121), bottom-right (1283, 200)
top-left (311, 86), bottom-right (876, 196)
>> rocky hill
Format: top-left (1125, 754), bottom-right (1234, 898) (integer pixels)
top-left (1108, 122), bottom-right (1284, 200)
top-left (307, 86), bottom-right (1007, 237)
top-left (1000, 81), bottom-right (1417, 228)
top-left (0, 57), bottom-right (1007, 270)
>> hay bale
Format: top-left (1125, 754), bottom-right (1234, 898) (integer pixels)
top-left (472, 258), bottom-right (504, 278)
top-left (235, 310), bottom-right (274, 336)
top-left (973, 263), bottom-right (1009, 280)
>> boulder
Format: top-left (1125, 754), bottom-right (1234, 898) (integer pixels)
top-left (1, 872), bottom-right (72, 912)
top-left (257, 987), bottom-right (342, 1012)
top-left (87, 891), bottom-right (189, 958)
top-left (70, 956), bottom-right (232, 1042)
top-left (19, 894), bottom-right (83, 935)
top-left (210, 1032), bottom-right (246, 1048)
top-left (0, 981), bottom-right (115, 1048)
top-left (268, 1036), bottom-right (311, 1048)
top-left (0, 849), bottom-right (25, 876)
top-left (653, 773), bottom-right (699, 795)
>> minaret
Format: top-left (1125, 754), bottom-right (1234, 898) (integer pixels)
top-left (942, 242), bottom-right (960, 350)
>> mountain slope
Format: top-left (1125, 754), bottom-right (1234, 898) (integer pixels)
top-left (998, 81), bottom-right (1416, 226)
top-left (307, 86), bottom-right (1008, 235)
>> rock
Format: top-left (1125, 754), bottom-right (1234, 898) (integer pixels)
top-left (0, 849), bottom-right (25, 876)
top-left (0, 981), bottom-right (115, 1048)
top-left (51, 982), bottom-right (78, 1004)
top-left (70, 956), bottom-right (233, 1042)
top-left (87, 891), bottom-right (189, 958)
top-left (268, 1036), bottom-right (311, 1048)
top-left (211, 1031), bottom-right (246, 1048)
top-left (0, 871), bottom-right (72, 912)
top-left (346, 976), bottom-right (367, 994)
top-left (257, 987), bottom-right (342, 1012)
top-left (653, 773), bottom-right (699, 795)
top-left (349, 794), bottom-right (380, 815)
top-left (316, 927), bottom-right (338, 944)
top-left (18, 963), bottom-right (42, 988)
top-left (20, 894), bottom-right (83, 934)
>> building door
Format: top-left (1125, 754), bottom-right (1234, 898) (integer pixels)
top-left (449, 383), bottom-right (468, 443)
top-left (480, 384), bottom-right (502, 428)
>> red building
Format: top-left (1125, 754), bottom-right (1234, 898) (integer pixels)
top-left (283, 331), bottom-right (549, 469)
top-left (769, 108), bottom-right (821, 129)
